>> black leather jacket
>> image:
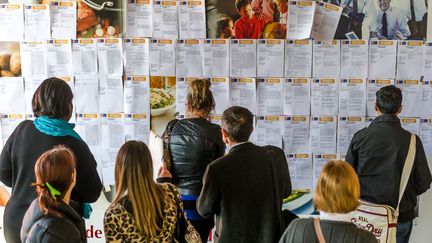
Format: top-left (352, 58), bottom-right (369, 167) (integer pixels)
top-left (21, 199), bottom-right (86, 243)
top-left (168, 118), bottom-right (225, 195)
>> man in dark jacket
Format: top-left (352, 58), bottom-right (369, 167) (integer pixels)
top-left (197, 106), bottom-right (291, 243)
top-left (346, 85), bottom-right (432, 243)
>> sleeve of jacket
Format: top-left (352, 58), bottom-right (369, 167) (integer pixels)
top-left (0, 137), bottom-right (13, 187)
top-left (345, 133), bottom-right (359, 169)
top-left (413, 136), bottom-right (432, 195)
top-left (277, 148), bottom-right (291, 198)
top-left (72, 142), bottom-right (103, 203)
top-left (197, 165), bottom-right (221, 219)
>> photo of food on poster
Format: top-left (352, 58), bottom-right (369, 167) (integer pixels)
top-left (0, 42), bottom-right (21, 78)
top-left (149, 76), bottom-right (177, 136)
top-left (76, 0), bottom-right (124, 38)
top-left (206, 0), bottom-right (428, 40)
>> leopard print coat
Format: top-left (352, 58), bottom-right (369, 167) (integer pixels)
top-left (103, 183), bottom-right (183, 242)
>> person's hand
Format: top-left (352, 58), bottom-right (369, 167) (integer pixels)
top-left (158, 162), bottom-right (172, 179)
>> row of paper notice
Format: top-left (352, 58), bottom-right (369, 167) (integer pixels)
top-left (175, 77), bottom-right (432, 118)
top-left (0, 0), bottom-right (206, 41)
top-left (16, 39), bottom-right (432, 80)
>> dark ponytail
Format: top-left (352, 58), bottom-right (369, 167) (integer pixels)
top-left (34, 146), bottom-right (76, 218)
top-left (187, 78), bottom-right (215, 117)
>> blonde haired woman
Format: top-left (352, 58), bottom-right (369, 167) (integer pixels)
top-left (163, 78), bottom-right (225, 241)
top-left (279, 160), bottom-right (377, 243)
top-left (104, 140), bottom-right (200, 242)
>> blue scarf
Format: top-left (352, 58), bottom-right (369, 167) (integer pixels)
top-left (33, 116), bottom-right (82, 141)
top-left (33, 116), bottom-right (93, 219)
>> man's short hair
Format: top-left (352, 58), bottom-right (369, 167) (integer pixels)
top-left (375, 85), bottom-right (402, 114)
top-left (235, 0), bottom-right (251, 11)
top-left (314, 160), bottom-right (360, 213)
top-left (221, 106), bottom-right (254, 143)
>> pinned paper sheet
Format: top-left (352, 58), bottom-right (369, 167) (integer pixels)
top-left (420, 118), bottom-right (432, 156)
top-left (339, 79), bottom-right (366, 116)
top-left (97, 38), bottom-right (123, 76)
top-left (287, 1), bottom-right (315, 40)
top-left (396, 41), bottom-right (424, 80)
top-left (230, 39), bottom-right (257, 77)
top-left (203, 39), bottom-right (229, 77)
top-left (257, 78), bottom-right (283, 115)
top-left (396, 80), bottom-right (422, 117)
top-left (126, 0), bottom-right (153, 38)
top-left (311, 78), bottom-right (338, 116)
top-left (0, 3), bottom-right (24, 41)
top-left (50, 1), bottom-right (76, 39)
top-left (210, 77), bottom-right (230, 115)
top-left (340, 40), bottom-right (368, 78)
top-left (284, 78), bottom-right (311, 116)
top-left (124, 76), bottom-right (150, 114)
top-left (257, 39), bottom-right (284, 77)
top-left (337, 117), bottom-right (365, 154)
top-left (125, 113), bottom-right (150, 145)
top-left (153, 0), bottom-right (178, 39)
top-left (255, 116), bottom-right (283, 148)
top-left (230, 78), bottom-right (257, 114)
top-left (149, 39), bottom-right (176, 76)
top-left (46, 39), bottom-right (72, 76)
top-left (178, 0), bottom-right (206, 39)
top-left (286, 153), bottom-right (313, 190)
top-left (72, 39), bottom-right (98, 76)
top-left (312, 40), bottom-right (340, 78)
top-left (176, 39), bottom-right (203, 77)
top-left (24, 4), bottom-right (50, 41)
top-left (285, 40), bottom-right (312, 78)
top-left (309, 116), bottom-right (337, 154)
top-left (123, 38), bottom-right (150, 76)
top-left (368, 40), bottom-right (397, 79)
top-left (283, 116), bottom-right (310, 153)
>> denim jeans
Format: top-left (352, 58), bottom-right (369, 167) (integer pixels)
top-left (397, 221), bottom-right (413, 243)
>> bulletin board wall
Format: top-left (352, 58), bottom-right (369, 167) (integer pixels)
top-left (0, 0), bottom-right (432, 242)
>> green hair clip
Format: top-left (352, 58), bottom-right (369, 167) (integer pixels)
top-left (45, 182), bottom-right (61, 200)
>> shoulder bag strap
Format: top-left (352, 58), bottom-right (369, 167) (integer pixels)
top-left (265, 147), bottom-right (285, 235)
top-left (313, 218), bottom-right (326, 243)
top-left (396, 133), bottom-right (416, 212)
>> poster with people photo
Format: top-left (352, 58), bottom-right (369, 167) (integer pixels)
top-left (206, 0), bottom-right (288, 39)
top-left (207, 0), bottom-right (428, 40)
top-left (334, 0), bottom-right (427, 40)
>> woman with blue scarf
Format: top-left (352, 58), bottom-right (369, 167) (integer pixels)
top-left (0, 77), bottom-right (102, 243)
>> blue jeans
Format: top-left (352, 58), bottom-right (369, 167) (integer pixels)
top-left (397, 221), bottom-right (413, 243)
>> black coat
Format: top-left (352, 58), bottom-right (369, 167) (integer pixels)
top-left (346, 114), bottom-right (432, 222)
top-left (197, 142), bottom-right (291, 243)
top-left (21, 199), bottom-right (86, 243)
top-left (168, 118), bottom-right (225, 195)
top-left (0, 121), bottom-right (102, 242)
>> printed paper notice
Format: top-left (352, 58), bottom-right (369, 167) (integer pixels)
top-left (401, 117), bottom-right (420, 135)
top-left (21, 42), bottom-right (48, 77)
top-left (312, 40), bottom-right (340, 78)
top-left (50, 1), bottom-right (76, 39)
top-left (255, 116), bottom-right (283, 148)
top-left (24, 4), bottom-right (50, 41)
top-left (311, 2), bottom-right (342, 40)
top-left (123, 38), bottom-right (150, 76)
top-left (337, 117), bottom-right (365, 154)
top-left (99, 75), bottom-right (124, 113)
top-left (422, 80), bottom-right (432, 118)
top-left (203, 39), bottom-right (229, 77)
top-left (72, 39), bottom-right (98, 75)
top-left (309, 116), bottom-right (337, 154)
top-left (311, 78), bottom-right (338, 116)
top-left (149, 39), bottom-right (176, 76)
top-left (46, 39), bottom-right (72, 76)
top-left (423, 42), bottom-right (432, 80)
top-left (176, 77), bottom-right (188, 116)
top-left (178, 0), bottom-right (206, 39)
top-left (286, 153), bottom-right (313, 190)
top-left (287, 1), bottom-right (315, 39)
top-left (397, 41), bottom-right (424, 80)
top-left (420, 118), bottom-right (432, 156)
top-left (368, 40), bottom-right (397, 79)
top-left (341, 40), bottom-right (368, 78)
top-left (366, 79), bottom-right (394, 116)
top-left (75, 113), bottom-right (101, 171)
top-left (176, 39), bottom-right (203, 77)
top-left (74, 75), bottom-right (99, 113)
top-left (210, 77), bottom-right (230, 114)
top-left (230, 78), bottom-right (257, 114)
top-left (126, 0), bottom-right (153, 38)
top-left (153, 0), bottom-right (178, 39)
top-left (125, 113), bottom-right (150, 145)
top-left (97, 38), bottom-right (123, 76)
top-left (124, 76), bottom-right (150, 114)
top-left (284, 78), bottom-right (311, 115)
top-left (283, 116), bottom-right (310, 153)
top-left (230, 39), bottom-right (257, 77)
top-left (396, 80), bottom-right (422, 117)
top-left (339, 79), bottom-right (366, 116)
top-left (1, 114), bottom-right (24, 144)
top-left (257, 39), bottom-right (284, 77)
top-left (285, 40), bottom-right (312, 78)
top-left (0, 4), bottom-right (24, 41)
top-left (0, 77), bottom-right (25, 114)
top-left (257, 78), bottom-right (283, 115)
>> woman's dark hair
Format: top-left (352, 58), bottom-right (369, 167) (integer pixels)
top-left (217, 17), bottom-right (232, 35)
top-left (375, 85), bottom-right (402, 114)
top-left (187, 78), bottom-right (215, 117)
top-left (221, 106), bottom-right (254, 143)
top-left (34, 145), bottom-right (76, 218)
top-left (32, 77), bottom-right (73, 119)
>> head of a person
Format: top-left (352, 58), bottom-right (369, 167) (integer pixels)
top-left (221, 106), bottom-right (254, 144)
top-left (32, 77), bottom-right (74, 121)
top-left (375, 85), bottom-right (402, 115)
top-left (378, 0), bottom-right (391, 11)
top-left (314, 160), bottom-right (360, 214)
top-left (186, 78), bottom-right (215, 118)
top-left (275, 0), bottom-right (288, 14)
top-left (113, 140), bottom-right (164, 237)
top-left (217, 17), bottom-right (235, 38)
top-left (236, 0), bottom-right (253, 19)
top-left (34, 146), bottom-right (76, 217)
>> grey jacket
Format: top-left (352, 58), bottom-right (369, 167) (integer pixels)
top-left (21, 199), bottom-right (86, 243)
top-left (279, 218), bottom-right (378, 243)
